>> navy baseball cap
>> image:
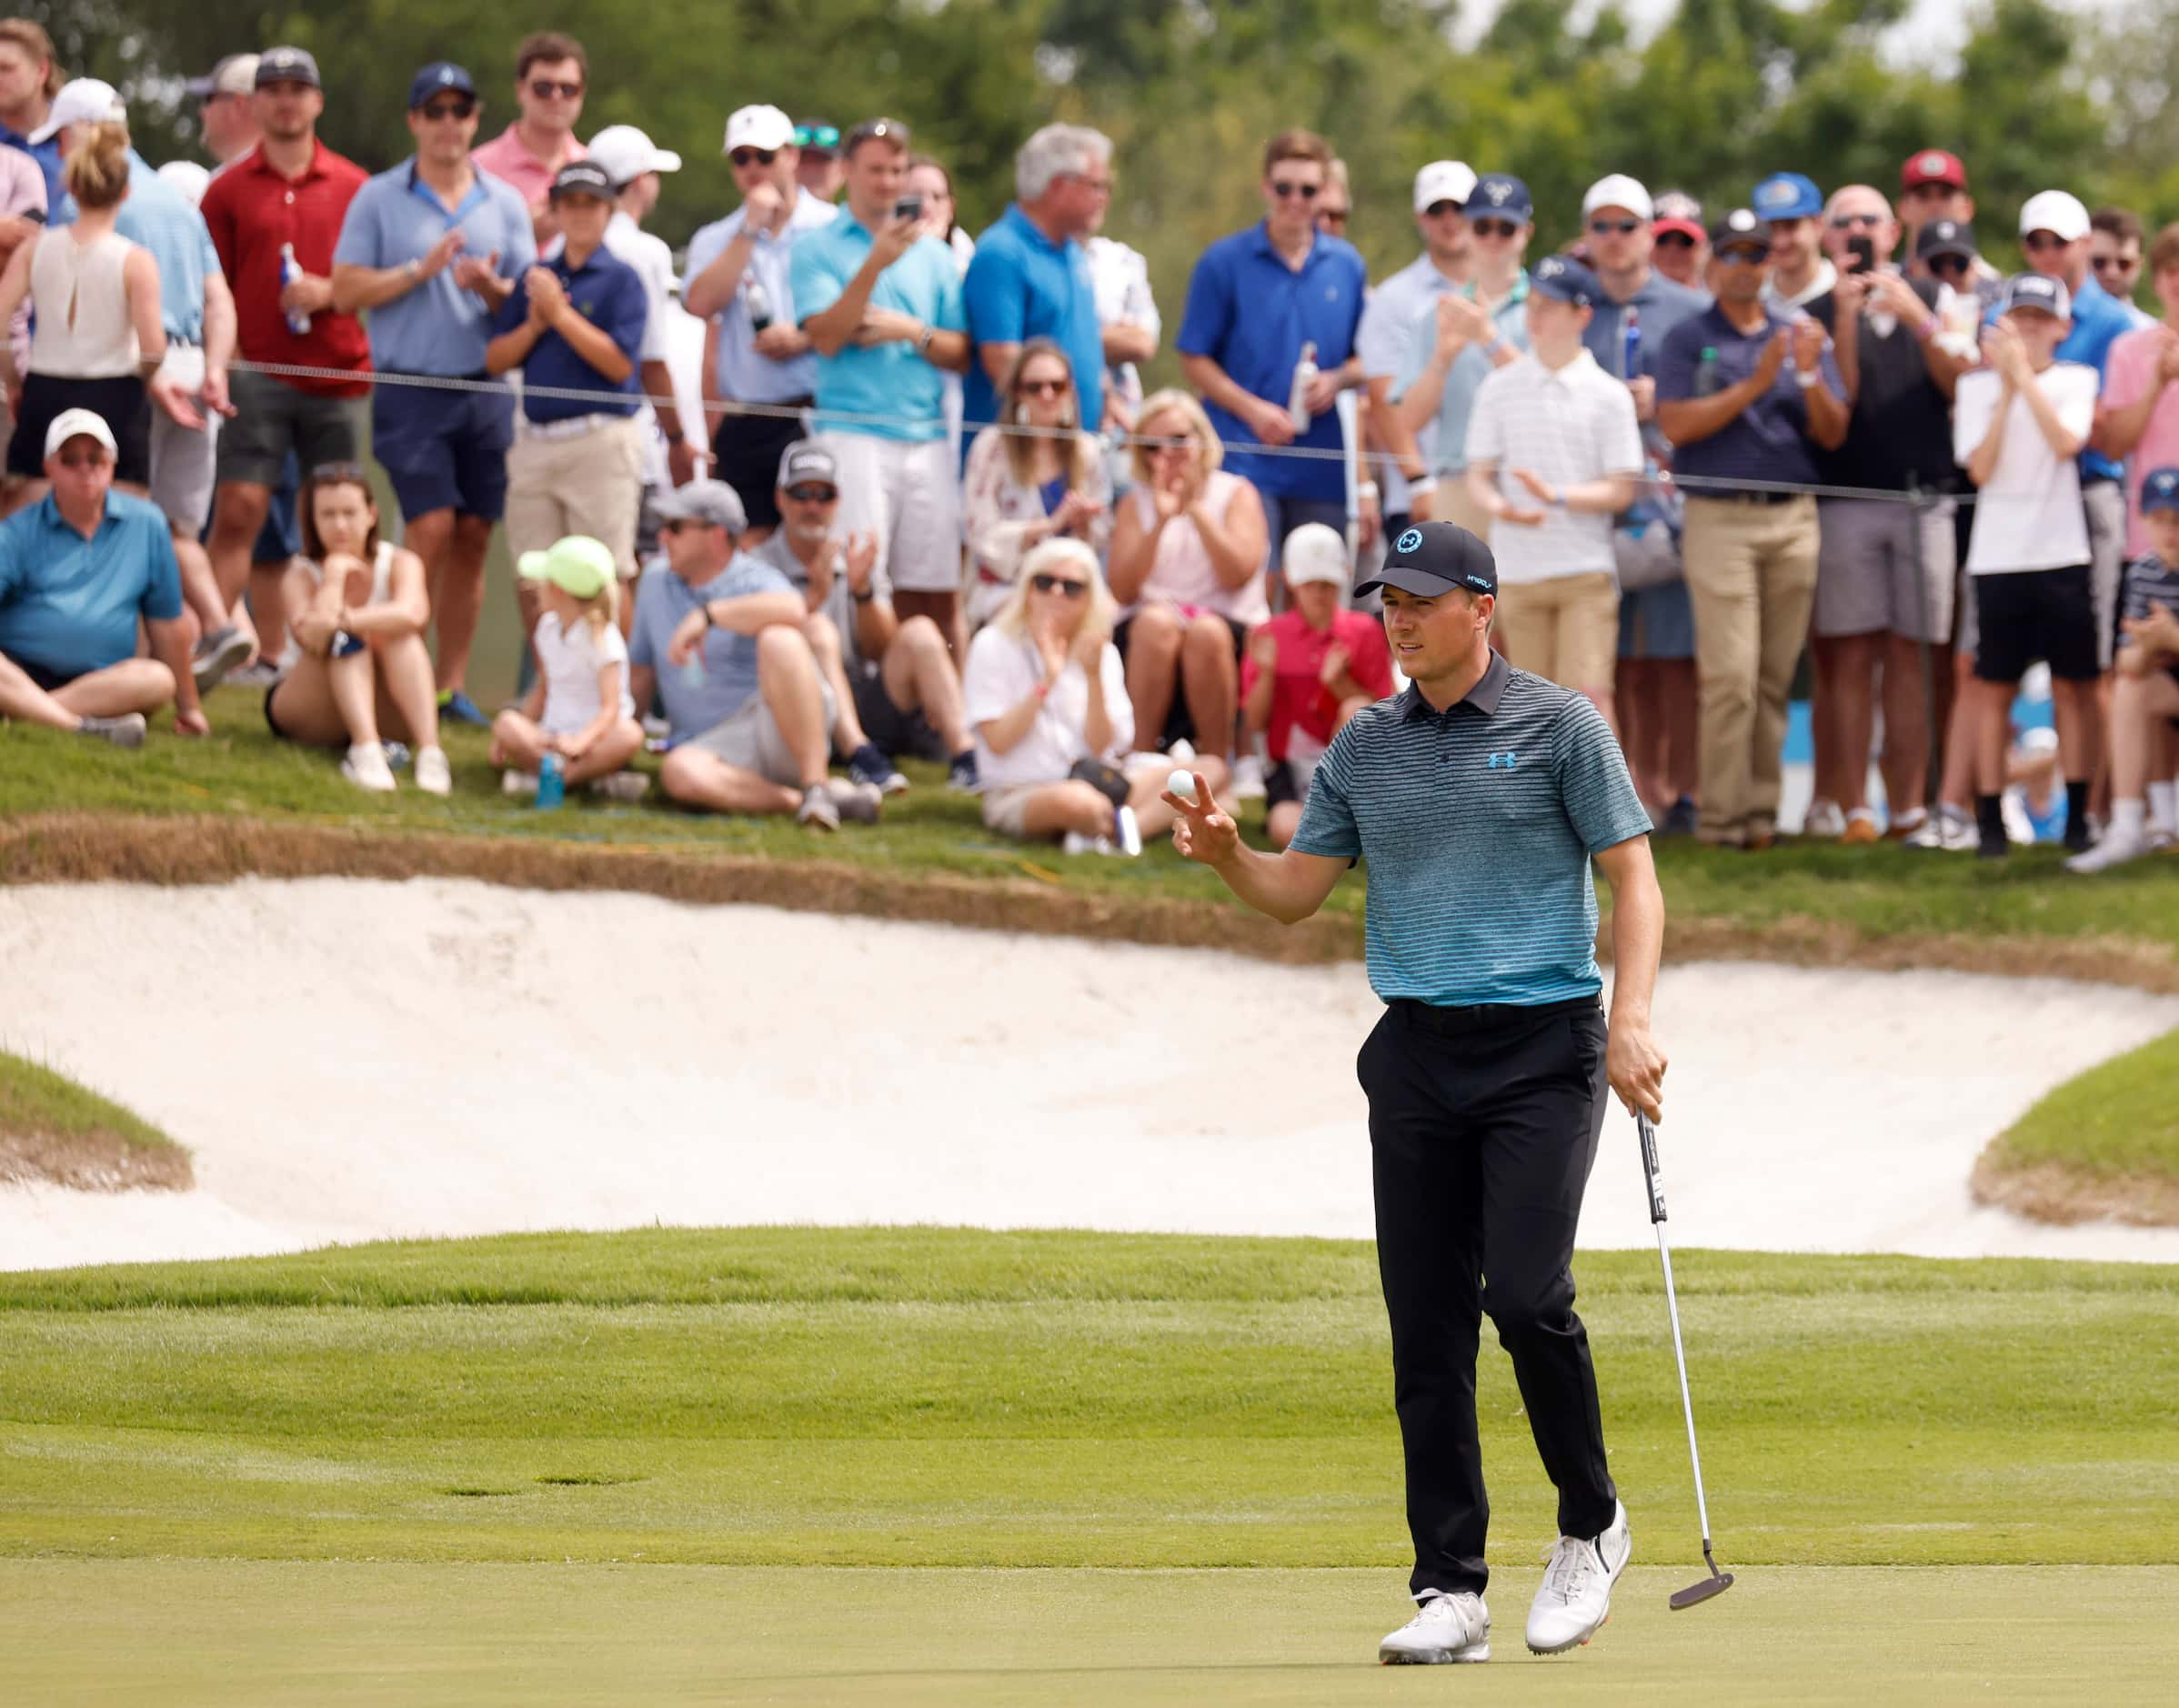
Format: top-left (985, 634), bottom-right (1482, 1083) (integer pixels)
top-left (255, 46), bottom-right (320, 90)
top-left (2141, 467), bottom-right (2179, 515)
top-left (1916, 217), bottom-right (1977, 261)
top-left (1467, 173), bottom-right (1532, 223)
top-left (408, 62), bottom-right (476, 109)
top-left (1752, 172), bottom-right (1823, 222)
top-left (1530, 254), bottom-right (1601, 308)
top-left (1354, 522), bottom-right (1498, 600)
top-left (2000, 271), bottom-right (2071, 319)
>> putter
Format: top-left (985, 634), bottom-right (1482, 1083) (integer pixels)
top-left (1636, 1110), bottom-right (1736, 1611)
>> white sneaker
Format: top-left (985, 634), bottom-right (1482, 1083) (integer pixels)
top-left (1380, 1592), bottom-right (1490, 1665)
top-left (1115, 804), bottom-right (1143, 857)
top-left (1060, 830), bottom-right (1113, 857)
top-left (1802, 799), bottom-right (1845, 838)
top-left (1907, 806), bottom-right (1975, 851)
top-left (2065, 823), bottom-right (2153, 873)
top-left (1526, 1501), bottom-right (1631, 1654)
top-left (341, 743), bottom-right (397, 793)
top-left (414, 745), bottom-right (451, 797)
top-left (1232, 751), bottom-right (1268, 800)
top-left (502, 769), bottom-right (538, 798)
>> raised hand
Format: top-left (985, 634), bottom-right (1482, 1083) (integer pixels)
top-left (417, 228), bottom-right (465, 282)
top-left (844, 529), bottom-right (879, 595)
top-left (1163, 770), bottom-right (1240, 867)
top-left (1789, 316), bottom-right (1826, 374)
top-left (1752, 327), bottom-right (1791, 390)
top-left (523, 265), bottom-right (567, 324)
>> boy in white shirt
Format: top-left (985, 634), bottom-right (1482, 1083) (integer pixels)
top-left (1953, 273), bottom-right (2101, 858)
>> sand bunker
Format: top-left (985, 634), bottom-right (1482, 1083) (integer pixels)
top-left (3, 877), bottom-right (2174, 1272)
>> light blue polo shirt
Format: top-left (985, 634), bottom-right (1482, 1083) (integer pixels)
top-left (55, 151), bottom-right (220, 343)
top-left (0, 491), bottom-right (182, 678)
top-left (1175, 223), bottom-right (1367, 500)
top-left (685, 187), bottom-right (837, 405)
top-left (1291, 654), bottom-right (1652, 1009)
top-left (332, 157), bottom-right (536, 375)
top-left (962, 203), bottom-right (1104, 436)
top-left (788, 207), bottom-right (966, 442)
top-left (1393, 272), bottom-right (1532, 480)
top-left (628, 555), bottom-right (796, 737)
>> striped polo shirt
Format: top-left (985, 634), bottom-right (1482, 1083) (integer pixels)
top-left (1291, 652), bottom-right (1652, 1008)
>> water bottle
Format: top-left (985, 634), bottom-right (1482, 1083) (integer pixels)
top-left (746, 278), bottom-right (774, 333)
top-left (1622, 306), bottom-right (1642, 381)
top-left (1692, 346), bottom-right (1721, 397)
top-left (1287, 340), bottom-right (1318, 427)
top-left (278, 243), bottom-right (311, 336)
top-left (536, 751), bottom-right (566, 810)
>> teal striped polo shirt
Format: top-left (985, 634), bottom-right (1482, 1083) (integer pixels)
top-left (1291, 653), bottom-right (1652, 1008)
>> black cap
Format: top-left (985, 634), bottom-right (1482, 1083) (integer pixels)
top-left (255, 46), bottom-right (321, 90)
top-left (1916, 217), bottom-right (1977, 260)
top-left (549, 159), bottom-right (615, 201)
top-left (1353, 522), bottom-right (1497, 600)
top-left (1709, 207), bottom-right (1771, 255)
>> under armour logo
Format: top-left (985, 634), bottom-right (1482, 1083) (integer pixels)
top-left (1396, 527), bottom-right (1422, 554)
top-left (1487, 751), bottom-right (1519, 770)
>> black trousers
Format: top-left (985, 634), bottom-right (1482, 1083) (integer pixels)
top-left (1358, 995), bottom-right (1618, 1600)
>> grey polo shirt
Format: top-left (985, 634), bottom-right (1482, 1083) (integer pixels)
top-left (1291, 651), bottom-right (1652, 1008)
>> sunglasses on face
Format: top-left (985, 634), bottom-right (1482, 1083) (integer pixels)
top-left (1018, 377), bottom-right (1069, 397)
top-left (1030, 573), bottom-right (1089, 598)
top-left (1717, 246), bottom-right (1771, 266)
top-left (1472, 219), bottom-right (1522, 239)
top-left (729, 148), bottom-right (776, 167)
top-left (1589, 218), bottom-right (1641, 236)
top-left (1317, 208), bottom-right (1349, 227)
top-left (784, 484), bottom-right (838, 504)
top-left (1270, 179), bottom-right (1320, 200)
top-left (1830, 212), bottom-right (1883, 229)
top-left (1926, 255), bottom-right (1971, 275)
top-left (527, 78), bottom-right (582, 99)
top-left (2024, 233), bottom-right (2071, 253)
top-left (2092, 255), bottom-right (2140, 273)
top-left (1655, 232), bottom-right (1696, 250)
top-left (419, 100), bottom-right (475, 123)
top-left (1423, 199), bottom-right (1463, 219)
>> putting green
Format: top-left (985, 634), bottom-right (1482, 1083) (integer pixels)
top-left (2, 1561), bottom-right (2172, 1704)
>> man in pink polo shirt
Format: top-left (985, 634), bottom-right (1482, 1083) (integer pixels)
top-left (472, 30), bottom-right (587, 247)
top-left (2097, 221), bottom-right (2179, 558)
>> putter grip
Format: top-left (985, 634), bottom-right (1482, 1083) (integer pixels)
top-left (1638, 1112), bottom-right (1667, 1224)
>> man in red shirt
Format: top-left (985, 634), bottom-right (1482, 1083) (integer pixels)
top-left (1241, 521), bottom-right (1394, 846)
top-left (197, 46), bottom-right (369, 667)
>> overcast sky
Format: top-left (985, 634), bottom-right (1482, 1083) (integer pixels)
top-left (1461, 0), bottom-right (2126, 65)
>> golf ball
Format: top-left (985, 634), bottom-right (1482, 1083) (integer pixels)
top-left (1168, 768), bottom-right (1198, 802)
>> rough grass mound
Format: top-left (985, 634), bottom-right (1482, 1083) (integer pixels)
top-left (0, 1050), bottom-right (191, 1192)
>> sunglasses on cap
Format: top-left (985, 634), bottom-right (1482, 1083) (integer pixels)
top-left (1270, 179), bottom-right (1320, 200)
top-left (527, 78), bottom-right (582, 99)
top-left (1030, 573), bottom-right (1090, 598)
top-left (1423, 199), bottom-right (1463, 218)
top-left (419, 98), bottom-right (475, 122)
top-left (729, 147), bottom-right (776, 167)
top-left (795, 123), bottom-right (841, 151)
top-left (784, 483), bottom-right (838, 504)
top-left (1472, 218), bottom-right (1522, 239)
top-left (846, 117), bottom-right (908, 151)
top-left (1017, 377), bottom-right (1070, 396)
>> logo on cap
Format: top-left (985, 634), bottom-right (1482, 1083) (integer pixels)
top-left (1482, 180), bottom-right (1511, 205)
top-left (1727, 209), bottom-right (1758, 234)
top-left (1757, 181), bottom-right (1792, 208)
top-left (1918, 153), bottom-right (1948, 178)
top-left (1396, 527), bottom-right (1423, 555)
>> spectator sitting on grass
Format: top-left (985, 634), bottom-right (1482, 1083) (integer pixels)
top-left (2068, 466), bottom-right (2179, 871)
top-left (964, 536), bottom-right (1226, 854)
top-left (263, 461), bottom-right (448, 794)
top-left (756, 440), bottom-right (979, 795)
top-left (962, 337), bottom-right (1110, 628)
top-left (1240, 524), bottom-right (1392, 849)
top-left (628, 477), bottom-right (878, 832)
top-left (0, 409), bottom-right (196, 746)
top-left (492, 535), bottom-right (647, 803)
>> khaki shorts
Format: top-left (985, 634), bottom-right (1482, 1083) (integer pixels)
top-left (685, 678), bottom-right (836, 786)
top-left (506, 416), bottom-right (646, 578)
top-left (980, 781), bottom-right (1046, 839)
top-left (1493, 571), bottom-right (1620, 692)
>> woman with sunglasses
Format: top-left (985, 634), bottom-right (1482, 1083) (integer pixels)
top-left (1107, 387), bottom-right (1270, 767)
top-left (964, 536), bottom-right (1226, 852)
top-left (962, 338), bottom-right (1111, 627)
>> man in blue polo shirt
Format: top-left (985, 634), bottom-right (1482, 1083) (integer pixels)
top-left (331, 61), bottom-right (536, 723)
top-left (1164, 520), bottom-right (1666, 1667)
top-left (1656, 208), bottom-right (1848, 849)
top-left (487, 158), bottom-right (648, 646)
top-left (0, 410), bottom-right (203, 743)
top-left (1177, 128), bottom-right (1368, 574)
top-left (963, 124), bottom-right (1108, 441)
top-left (790, 116), bottom-right (969, 651)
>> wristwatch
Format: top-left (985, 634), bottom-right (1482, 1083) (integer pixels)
top-left (701, 602), bottom-right (717, 628)
top-left (851, 587), bottom-right (875, 604)
top-left (917, 324), bottom-right (937, 355)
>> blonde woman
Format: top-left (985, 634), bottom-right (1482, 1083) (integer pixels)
top-left (963, 536), bottom-right (1226, 852)
top-left (961, 337), bottom-right (1110, 627)
top-left (1105, 387), bottom-right (1268, 760)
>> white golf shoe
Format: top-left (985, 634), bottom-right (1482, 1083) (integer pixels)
top-left (1379, 1591), bottom-right (1490, 1664)
top-left (1526, 1501), bottom-right (1631, 1654)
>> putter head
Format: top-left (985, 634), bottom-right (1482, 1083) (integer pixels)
top-left (1668, 1569), bottom-right (1734, 1611)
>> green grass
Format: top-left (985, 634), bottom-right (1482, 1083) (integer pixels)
top-left (0, 1050), bottom-right (177, 1156)
top-left (9, 683), bottom-right (2179, 969)
top-left (0, 1047), bottom-right (187, 1189)
top-left (1990, 1025), bottom-right (2179, 1182)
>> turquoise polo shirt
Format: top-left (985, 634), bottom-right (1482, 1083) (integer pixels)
top-left (788, 207), bottom-right (966, 442)
top-left (1291, 653), bottom-right (1652, 1008)
top-left (1175, 223), bottom-right (1367, 500)
top-left (332, 156), bottom-right (536, 375)
top-left (0, 491), bottom-right (183, 679)
top-left (962, 203), bottom-right (1104, 435)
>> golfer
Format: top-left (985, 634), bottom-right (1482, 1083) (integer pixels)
top-left (1166, 521), bottom-right (1667, 1664)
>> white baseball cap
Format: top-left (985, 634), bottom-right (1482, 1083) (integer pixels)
top-left (1282, 523), bottom-right (1351, 588)
top-left (1583, 173), bottom-right (1654, 222)
top-left (2018, 189), bottom-right (2090, 243)
top-left (1412, 160), bottom-right (1477, 214)
top-left (587, 124), bottom-right (682, 186)
top-left (724, 104), bottom-right (795, 155)
top-left (156, 159), bottom-right (212, 206)
top-left (45, 407), bottom-right (117, 460)
top-left (30, 77), bottom-right (125, 145)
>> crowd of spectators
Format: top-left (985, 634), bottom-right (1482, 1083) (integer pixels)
top-left (6, 18), bottom-right (2179, 872)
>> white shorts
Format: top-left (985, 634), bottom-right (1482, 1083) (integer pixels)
top-left (148, 343), bottom-right (216, 534)
top-left (818, 431), bottom-right (963, 594)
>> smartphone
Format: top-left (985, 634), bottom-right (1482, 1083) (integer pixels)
top-left (891, 194), bottom-right (924, 224)
top-left (331, 630), bottom-right (365, 658)
top-left (1845, 235), bottom-right (1875, 275)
